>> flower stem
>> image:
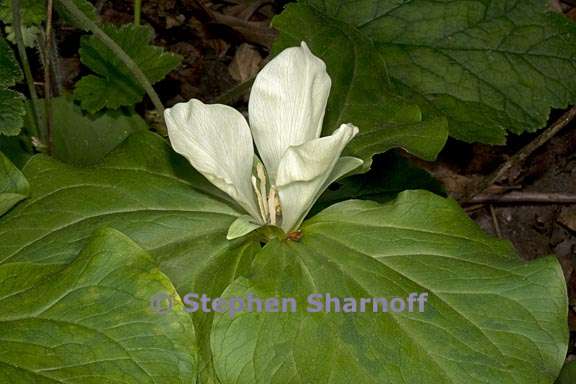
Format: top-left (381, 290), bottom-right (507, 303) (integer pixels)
top-left (56, 0), bottom-right (167, 134)
top-left (134, 0), bottom-right (142, 26)
top-left (43, 0), bottom-right (55, 155)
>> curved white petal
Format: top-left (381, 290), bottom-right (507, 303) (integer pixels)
top-left (165, 99), bottom-right (262, 222)
top-left (276, 124), bottom-right (361, 231)
top-left (249, 41), bottom-right (331, 183)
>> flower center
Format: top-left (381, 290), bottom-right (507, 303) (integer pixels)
top-left (251, 162), bottom-right (281, 225)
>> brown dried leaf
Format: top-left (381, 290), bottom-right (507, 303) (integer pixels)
top-left (229, 43), bottom-right (262, 82)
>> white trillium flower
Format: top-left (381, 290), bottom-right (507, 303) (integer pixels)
top-left (165, 42), bottom-right (363, 238)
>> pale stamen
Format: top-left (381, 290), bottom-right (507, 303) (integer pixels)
top-left (268, 187), bottom-right (277, 226)
top-left (256, 163), bottom-right (269, 219)
top-left (251, 175), bottom-right (267, 223)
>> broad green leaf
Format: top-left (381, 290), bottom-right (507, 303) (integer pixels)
top-left (556, 360), bottom-right (576, 384)
top-left (0, 227), bottom-right (197, 383)
top-left (0, 150), bottom-right (28, 216)
top-left (315, 151), bottom-right (444, 213)
top-left (75, 24), bottom-right (182, 113)
top-left (211, 191), bottom-right (567, 383)
top-left (273, 1), bottom-right (576, 145)
top-left (0, 135), bottom-right (32, 168)
top-left (29, 97), bottom-right (148, 166)
top-left (0, 131), bottom-right (260, 380)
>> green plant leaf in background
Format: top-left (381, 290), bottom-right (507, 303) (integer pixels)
top-left (28, 97), bottom-right (148, 166)
top-left (74, 24), bottom-right (182, 113)
top-left (556, 360), bottom-right (576, 384)
top-left (0, 227), bottom-right (197, 383)
top-left (0, 136), bottom-right (32, 168)
top-left (0, 0), bottom-right (45, 25)
top-left (273, 0), bottom-right (576, 145)
top-left (314, 151), bottom-right (444, 213)
top-left (0, 0), bottom-right (97, 26)
top-left (54, 0), bottom-right (98, 27)
top-left (0, 150), bottom-right (28, 216)
top-left (0, 36), bottom-right (25, 136)
top-left (211, 191), bottom-right (568, 383)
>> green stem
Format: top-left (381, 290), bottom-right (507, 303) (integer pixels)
top-left (44, 0), bottom-right (54, 155)
top-left (56, 0), bottom-right (167, 134)
top-left (11, 0), bottom-right (44, 141)
top-left (134, 0), bottom-right (142, 26)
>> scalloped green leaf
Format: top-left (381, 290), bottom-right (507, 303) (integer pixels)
top-left (0, 0), bottom-right (45, 26)
top-left (211, 191), bottom-right (568, 383)
top-left (74, 24), bottom-right (182, 113)
top-left (0, 0), bottom-right (96, 26)
top-left (0, 227), bottom-right (197, 383)
top-left (273, 0), bottom-right (576, 145)
top-left (0, 36), bottom-right (21, 87)
top-left (0, 89), bottom-right (25, 136)
top-left (0, 37), bottom-right (25, 136)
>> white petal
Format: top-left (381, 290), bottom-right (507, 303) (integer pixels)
top-left (276, 124), bottom-right (361, 231)
top-left (322, 157), bottom-right (365, 191)
top-left (165, 99), bottom-right (262, 222)
top-left (249, 41), bottom-right (331, 183)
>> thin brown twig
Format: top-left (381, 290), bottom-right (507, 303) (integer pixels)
top-left (489, 205), bottom-right (502, 238)
top-left (210, 77), bottom-right (255, 105)
top-left (465, 106), bottom-right (576, 201)
top-left (467, 192), bottom-right (576, 205)
top-left (210, 55), bottom-right (271, 105)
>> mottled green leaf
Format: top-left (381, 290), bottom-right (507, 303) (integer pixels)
top-left (274, 0), bottom-right (576, 145)
top-left (0, 227), bottom-right (197, 383)
top-left (74, 24), bottom-right (182, 113)
top-left (0, 150), bottom-right (28, 216)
